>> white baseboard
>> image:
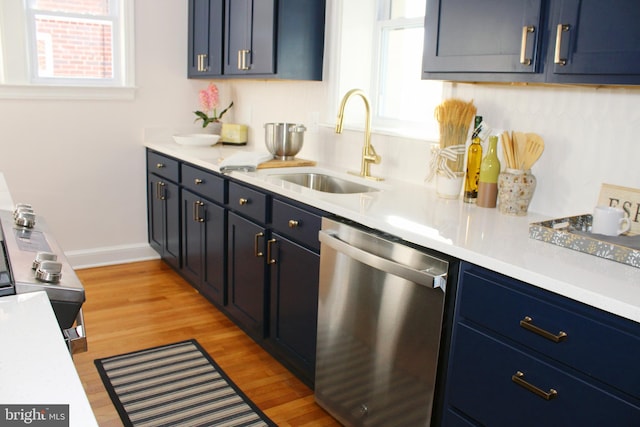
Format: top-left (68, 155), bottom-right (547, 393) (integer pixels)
top-left (66, 243), bottom-right (160, 269)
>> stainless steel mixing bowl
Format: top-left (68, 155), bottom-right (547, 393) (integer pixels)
top-left (264, 123), bottom-right (307, 160)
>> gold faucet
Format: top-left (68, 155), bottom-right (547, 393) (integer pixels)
top-left (335, 89), bottom-right (383, 181)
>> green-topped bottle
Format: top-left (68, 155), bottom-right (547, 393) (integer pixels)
top-left (477, 135), bottom-right (501, 208)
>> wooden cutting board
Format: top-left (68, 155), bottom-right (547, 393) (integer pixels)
top-left (257, 158), bottom-right (317, 169)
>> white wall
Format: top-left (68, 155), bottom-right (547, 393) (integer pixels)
top-left (0, 0), bottom-right (638, 268)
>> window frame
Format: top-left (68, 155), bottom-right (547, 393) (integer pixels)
top-left (0, 0), bottom-right (135, 100)
top-left (329, 0), bottom-right (444, 141)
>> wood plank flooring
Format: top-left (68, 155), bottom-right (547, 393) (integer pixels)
top-left (72, 260), bottom-right (340, 427)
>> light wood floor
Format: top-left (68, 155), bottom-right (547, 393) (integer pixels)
top-left (73, 259), bottom-right (340, 427)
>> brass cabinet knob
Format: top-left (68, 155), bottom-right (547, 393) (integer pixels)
top-left (239, 198), bottom-right (249, 205)
top-left (288, 220), bottom-right (299, 228)
top-left (194, 178), bottom-right (203, 185)
top-left (156, 163), bottom-right (164, 169)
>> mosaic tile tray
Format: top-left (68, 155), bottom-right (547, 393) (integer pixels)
top-left (529, 214), bottom-right (640, 269)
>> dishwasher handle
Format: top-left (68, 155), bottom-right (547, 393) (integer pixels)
top-left (319, 229), bottom-right (447, 291)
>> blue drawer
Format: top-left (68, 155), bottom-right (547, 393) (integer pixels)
top-left (447, 324), bottom-right (639, 427)
top-left (228, 181), bottom-right (268, 224)
top-left (181, 164), bottom-right (225, 204)
top-left (271, 199), bottom-right (321, 252)
top-left (457, 265), bottom-right (640, 400)
top-left (147, 150), bottom-right (179, 182)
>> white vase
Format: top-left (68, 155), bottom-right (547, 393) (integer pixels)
top-left (207, 122), bottom-right (223, 136)
top-left (436, 171), bottom-right (464, 199)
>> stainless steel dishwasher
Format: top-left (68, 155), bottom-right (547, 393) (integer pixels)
top-left (315, 217), bottom-right (456, 426)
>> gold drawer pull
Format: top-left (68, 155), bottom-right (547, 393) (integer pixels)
top-left (266, 238), bottom-right (277, 264)
top-left (156, 163), bottom-right (165, 169)
top-left (512, 371), bottom-right (558, 401)
top-left (520, 316), bottom-right (567, 343)
top-left (520, 25), bottom-right (535, 65)
top-left (288, 219), bottom-right (299, 228)
top-left (554, 24), bottom-right (570, 65)
top-left (254, 232), bottom-right (264, 257)
top-left (239, 198), bottom-right (249, 205)
top-left (194, 178), bottom-right (203, 185)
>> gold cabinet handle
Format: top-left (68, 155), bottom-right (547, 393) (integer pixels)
top-left (238, 49), bottom-right (250, 70)
top-left (266, 238), bottom-right (277, 264)
top-left (554, 24), bottom-right (570, 65)
top-left (156, 181), bottom-right (166, 200)
top-left (193, 200), bottom-right (204, 222)
top-left (520, 25), bottom-right (535, 65)
top-left (156, 163), bottom-right (165, 169)
top-left (520, 316), bottom-right (567, 343)
top-left (288, 219), bottom-right (299, 228)
top-left (197, 54), bottom-right (207, 71)
top-left (239, 197), bottom-right (249, 206)
top-left (512, 371), bottom-right (558, 401)
top-left (194, 178), bottom-right (203, 185)
top-left (254, 232), bottom-right (264, 257)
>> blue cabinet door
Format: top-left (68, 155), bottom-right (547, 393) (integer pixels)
top-left (423, 0), bottom-right (544, 76)
top-left (181, 189), bottom-right (226, 306)
top-left (224, 0), bottom-right (275, 75)
top-left (147, 174), bottom-right (180, 270)
top-left (548, 0), bottom-right (640, 84)
top-left (226, 211), bottom-right (267, 339)
top-left (188, 0), bottom-right (224, 77)
top-left (269, 233), bottom-right (319, 386)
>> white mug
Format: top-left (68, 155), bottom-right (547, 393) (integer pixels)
top-left (591, 206), bottom-right (631, 236)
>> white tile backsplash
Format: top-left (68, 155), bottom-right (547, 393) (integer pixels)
top-left (230, 80), bottom-right (640, 220)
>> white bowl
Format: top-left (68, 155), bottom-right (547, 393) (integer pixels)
top-left (173, 134), bottom-right (220, 147)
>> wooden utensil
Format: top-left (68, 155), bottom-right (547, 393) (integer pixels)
top-left (522, 133), bottom-right (544, 170)
top-left (501, 131), bottom-right (515, 169)
top-left (513, 131), bottom-right (528, 169)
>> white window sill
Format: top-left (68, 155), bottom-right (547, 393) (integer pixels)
top-left (0, 84), bottom-right (136, 101)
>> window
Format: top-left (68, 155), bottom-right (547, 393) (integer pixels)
top-left (0, 0), bottom-right (134, 99)
top-left (332, 0), bottom-right (442, 140)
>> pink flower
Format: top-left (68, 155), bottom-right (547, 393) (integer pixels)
top-left (194, 82), bottom-right (234, 128)
top-left (199, 83), bottom-right (219, 112)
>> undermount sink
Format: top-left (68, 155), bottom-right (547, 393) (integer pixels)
top-left (268, 172), bottom-right (380, 194)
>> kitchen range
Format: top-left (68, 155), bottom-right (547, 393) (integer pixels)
top-left (0, 204), bottom-right (87, 354)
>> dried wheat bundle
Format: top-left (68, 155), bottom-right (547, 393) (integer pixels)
top-left (434, 98), bottom-right (477, 172)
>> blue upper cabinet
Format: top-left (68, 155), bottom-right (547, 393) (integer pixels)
top-left (224, 0), bottom-right (276, 76)
top-left (188, 0), bottom-right (224, 77)
top-left (189, 0), bottom-right (325, 80)
top-left (547, 0), bottom-right (640, 84)
top-left (423, 0), bottom-right (640, 85)
top-left (423, 0), bottom-right (545, 81)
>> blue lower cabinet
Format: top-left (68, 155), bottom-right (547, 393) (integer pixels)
top-left (442, 262), bottom-right (640, 426)
top-left (268, 232), bottom-right (319, 386)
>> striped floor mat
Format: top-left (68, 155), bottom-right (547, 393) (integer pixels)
top-left (95, 339), bottom-right (276, 427)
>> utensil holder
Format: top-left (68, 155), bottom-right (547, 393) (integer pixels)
top-left (498, 169), bottom-right (537, 215)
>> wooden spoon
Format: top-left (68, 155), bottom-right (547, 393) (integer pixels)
top-left (522, 133), bottom-right (545, 170)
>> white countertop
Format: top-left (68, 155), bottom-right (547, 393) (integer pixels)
top-left (146, 141), bottom-right (640, 324)
top-left (0, 292), bottom-right (98, 427)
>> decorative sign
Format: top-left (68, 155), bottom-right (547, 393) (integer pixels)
top-left (597, 183), bottom-right (640, 235)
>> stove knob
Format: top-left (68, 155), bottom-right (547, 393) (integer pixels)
top-left (14, 207), bottom-right (34, 218)
top-left (15, 211), bottom-right (36, 228)
top-left (35, 260), bottom-right (62, 283)
top-left (33, 252), bottom-right (58, 270)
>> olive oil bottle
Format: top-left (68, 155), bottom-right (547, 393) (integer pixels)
top-left (463, 116), bottom-right (483, 203)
